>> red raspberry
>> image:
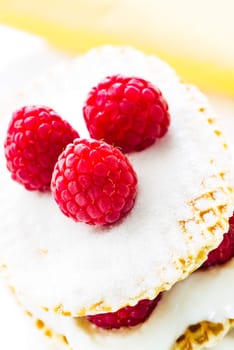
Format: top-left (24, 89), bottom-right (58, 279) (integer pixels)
top-left (87, 294), bottom-right (161, 329)
top-left (51, 138), bottom-right (137, 225)
top-left (4, 105), bottom-right (79, 191)
top-left (202, 214), bottom-right (234, 268)
top-left (83, 75), bottom-right (170, 153)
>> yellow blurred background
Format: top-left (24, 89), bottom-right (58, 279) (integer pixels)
top-left (0, 0), bottom-right (234, 96)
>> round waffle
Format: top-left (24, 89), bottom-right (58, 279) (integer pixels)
top-left (0, 46), bottom-right (233, 316)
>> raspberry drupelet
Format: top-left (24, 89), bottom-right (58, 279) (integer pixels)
top-left (4, 105), bottom-right (79, 191)
top-left (83, 75), bottom-right (170, 153)
top-left (51, 138), bottom-right (137, 225)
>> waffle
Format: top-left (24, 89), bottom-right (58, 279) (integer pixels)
top-left (174, 319), bottom-right (234, 350)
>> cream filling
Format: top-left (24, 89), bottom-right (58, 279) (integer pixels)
top-left (18, 258), bottom-right (234, 350)
top-left (214, 330), bottom-right (234, 350)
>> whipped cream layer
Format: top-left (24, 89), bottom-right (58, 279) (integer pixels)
top-left (214, 331), bottom-right (234, 350)
top-left (0, 46), bottom-right (233, 316)
top-left (17, 258), bottom-right (234, 350)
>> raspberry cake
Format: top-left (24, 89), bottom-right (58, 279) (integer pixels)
top-left (1, 46), bottom-right (234, 349)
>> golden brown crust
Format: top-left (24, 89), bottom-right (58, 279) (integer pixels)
top-left (173, 319), bottom-right (234, 350)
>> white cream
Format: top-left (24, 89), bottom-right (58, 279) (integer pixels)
top-left (214, 330), bottom-right (234, 350)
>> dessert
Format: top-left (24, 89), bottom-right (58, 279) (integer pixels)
top-left (0, 46), bottom-right (234, 349)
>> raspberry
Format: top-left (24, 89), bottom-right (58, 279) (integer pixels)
top-left (83, 75), bottom-right (170, 153)
top-left (202, 214), bottom-right (234, 268)
top-left (51, 138), bottom-right (137, 225)
top-left (4, 105), bottom-right (79, 191)
top-left (87, 294), bottom-right (161, 329)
